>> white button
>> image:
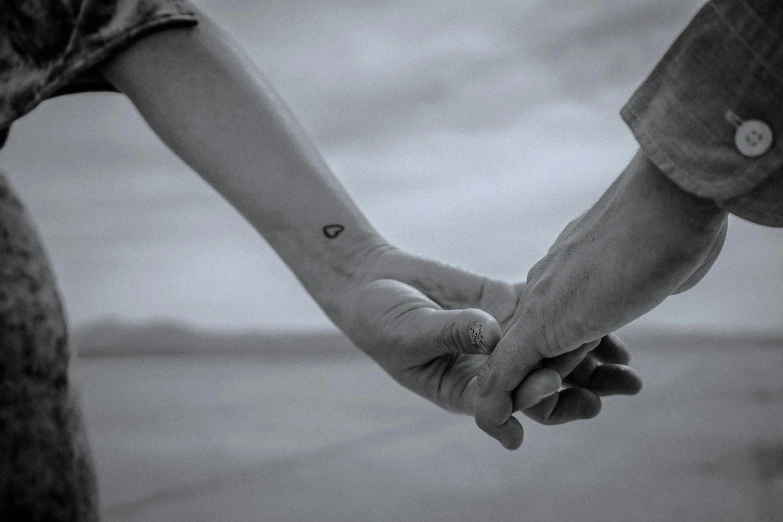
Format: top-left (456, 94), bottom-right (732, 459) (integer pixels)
top-left (735, 119), bottom-right (773, 157)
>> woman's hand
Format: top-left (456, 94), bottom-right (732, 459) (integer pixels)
top-left (333, 247), bottom-right (642, 418)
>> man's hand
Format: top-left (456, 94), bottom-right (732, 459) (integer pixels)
top-left (335, 247), bottom-right (642, 417)
top-left (474, 149), bottom-right (728, 449)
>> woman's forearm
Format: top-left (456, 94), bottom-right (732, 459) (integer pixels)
top-left (100, 10), bottom-right (388, 322)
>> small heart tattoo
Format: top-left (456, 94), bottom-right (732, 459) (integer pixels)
top-left (323, 224), bottom-right (345, 238)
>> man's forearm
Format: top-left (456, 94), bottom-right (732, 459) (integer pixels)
top-left (473, 149), bottom-right (728, 449)
top-left (100, 10), bottom-right (388, 323)
top-left (529, 149), bottom-right (728, 350)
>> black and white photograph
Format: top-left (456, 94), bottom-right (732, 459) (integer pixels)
top-left (1, 0), bottom-right (782, 520)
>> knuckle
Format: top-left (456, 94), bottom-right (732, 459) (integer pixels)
top-left (436, 319), bottom-right (462, 352)
top-left (523, 408), bottom-right (551, 426)
top-left (526, 266), bottom-right (607, 359)
top-left (538, 397), bottom-right (559, 426)
top-left (586, 404), bottom-right (602, 419)
top-left (474, 411), bottom-right (497, 433)
top-left (586, 393), bottom-right (603, 418)
top-left (526, 287), bottom-right (577, 358)
top-left (540, 409), bottom-right (564, 426)
top-left (475, 363), bottom-right (496, 392)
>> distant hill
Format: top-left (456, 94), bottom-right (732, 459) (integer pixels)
top-left (72, 319), bottom-right (783, 358)
top-left (72, 320), bottom-right (362, 359)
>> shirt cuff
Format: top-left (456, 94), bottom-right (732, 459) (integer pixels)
top-left (621, 0), bottom-right (783, 222)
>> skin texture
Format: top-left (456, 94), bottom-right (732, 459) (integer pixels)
top-left (100, 10), bottom-right (640, 423)
top-left (345, 248), bottom-right (642, 416)
top-left (474, 149), bottom-right (729, 449)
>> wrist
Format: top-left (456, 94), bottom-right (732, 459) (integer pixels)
top-left (526, 150), bottom-right (730, 349)
top-left (627, 149), bottom-right (728, 235)
top-left (307, 230), bottom-right (394, 325)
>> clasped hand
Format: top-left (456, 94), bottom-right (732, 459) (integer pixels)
top-left (332, 246), bottom-right (642, 438)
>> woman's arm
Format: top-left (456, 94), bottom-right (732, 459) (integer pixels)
top-left (99, 8), bottom-right (640, 429)
top-left (100, 9), bottom-right (384, 325)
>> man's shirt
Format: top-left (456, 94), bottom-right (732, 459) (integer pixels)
top-left (622, 0), bottom-right (783, 226)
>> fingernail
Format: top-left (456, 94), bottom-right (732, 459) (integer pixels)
top-left (470, 322), bottom-right (488, 354)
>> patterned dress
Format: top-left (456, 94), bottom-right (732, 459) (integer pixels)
top-left (0, 1), bottom-right (197, 519)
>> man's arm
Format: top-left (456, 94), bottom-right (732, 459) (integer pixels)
top-left (473, 0), bottom-right (783, 449)
top-left (473, 150), bottom-right (727, 449)
top-left (622, 0), bottom-right (783, 226)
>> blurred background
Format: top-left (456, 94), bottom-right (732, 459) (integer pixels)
top-left (3, 0), bottom-right (783, 334)
top-left (1, 0), bottom-right (782, 520)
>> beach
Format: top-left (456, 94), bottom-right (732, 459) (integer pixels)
top-left (74, 330), bottom-right (783, 522)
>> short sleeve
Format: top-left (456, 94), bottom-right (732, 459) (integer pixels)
top-left (0, 0), bottom-right (198, 131)
top-left (620, 0), bottom-right (783, 226)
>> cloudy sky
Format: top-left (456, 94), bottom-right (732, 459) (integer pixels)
top-left (1, 0), bottom-right (781, 332)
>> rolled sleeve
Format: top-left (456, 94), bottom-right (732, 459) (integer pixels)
top-left (0, 0), bottom-right (198, 132)
top-left (621, 0), bottom-right (783, 226)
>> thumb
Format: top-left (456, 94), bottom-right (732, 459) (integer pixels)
top-left (374, 253), bottom-right (521, 329)
top-left (414, 308), bottom-right (502, 356)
